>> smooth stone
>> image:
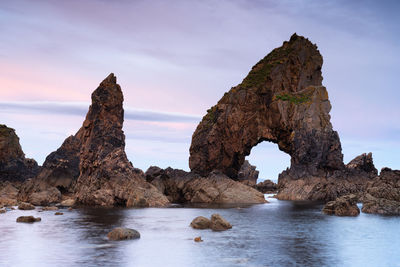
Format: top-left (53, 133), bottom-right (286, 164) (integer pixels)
top-left (107, 227), bottom-right (140, 241)
top-left (18, 202), bottom-right (35, 210)
top-left (16, 216), bottom-right (41, 223)
top-left (190, 216), bottom-right (211, 229)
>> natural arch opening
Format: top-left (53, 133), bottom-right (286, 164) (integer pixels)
top-left (246, 141), bottom-right (291, 183)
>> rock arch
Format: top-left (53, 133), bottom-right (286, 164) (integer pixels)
top-left (189, 34), bottom-right (344, 179)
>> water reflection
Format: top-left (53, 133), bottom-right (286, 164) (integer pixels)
top-left (0, 198), bottom-right (399, 267)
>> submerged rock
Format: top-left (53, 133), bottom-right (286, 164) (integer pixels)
top-left (0, 125), bottom-right (39, 182)
top-left (194, 236), bottom-right (203, 242)
top-left (41, 206), bottom-right (58, 211)
top-left (16, 216), bottom-right (41, 223)
top-left (362, 168), bottom-right (400, 215)
top-left (107, 227), bottom-right (140, 241)
top-left (0, 208), bottom-right (6, 214)
top-left (210, 214), bottom-right (232, 231)
top-left (190, 216), bottom-right (211, 229)
top-left (54, 212), bottom-right (63, 215)
top-left (18, 202), bottom-right (35, 210)
top-left (322, 194), bottom-right (360, 216)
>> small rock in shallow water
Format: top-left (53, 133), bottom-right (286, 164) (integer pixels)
top-left (210, 214), bottom-right (232, 231)
top-left (0, 208), bottom-right (6, 214)
top-left (194, 236), bottom-right (203, 242)
top-left (42, 206), bottom-right (58, 211)
top-left (55, 212), bottom-right (63, 215)
top-left (107, 227), bottom-right (140, 241)
top-left (190, 216), bottom-right (211, 229)
top-left (16, 216), bottom-right (41, 223)
top-left (18, 202), bottom-right (35, 210)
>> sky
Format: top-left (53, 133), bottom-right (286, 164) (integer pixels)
top-left (0, 0), bottom-right (399, 181)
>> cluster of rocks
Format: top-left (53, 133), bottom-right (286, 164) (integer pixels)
top-left (190, 214), bottom-right (232, 231)
top-left (0, 34), bottom-right (398, 217)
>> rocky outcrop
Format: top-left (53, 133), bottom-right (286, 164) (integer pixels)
top-left (0, 125), bottom-right (39, 182)
top-left (362, 168), bottom-right (400, 215)
top-left (145, 166), bottom-right (266, 205)
top-left (277, 153), bottom-right (378, 201)
top-left (189, 34), bottom-right (344, 180)
top-left (255, 179), bottom-right (277, 193)
top-left (107, 227), bottom-right (140, 241)
top-left (19, 74), bottom-right (169, 207)
top-left (237, 160), bottom-right (259, 186)
top-left (19, 135), bottom-right (81, 205)
top-left (322, 194), bottom-right (360, 216)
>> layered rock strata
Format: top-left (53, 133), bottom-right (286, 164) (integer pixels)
top-left (20, 74), bottom-right (169, 207)
top-left (145, 166), bottom-right (266, 205)
top-left (362, 168), bottom-right (400, 215)
top-left (190, 34), bottom-right (343, 180)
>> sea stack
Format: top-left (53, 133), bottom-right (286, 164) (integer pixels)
top-left (20, 74), bottom-right (169, 207)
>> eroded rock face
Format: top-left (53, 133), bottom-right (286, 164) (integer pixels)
top-left (276, 152), bottom-right (378, 201)
top-left (145, 167), bottom-right (266, 205)
top-left (189, 34), bottom-right (343, 179)
top-left (0, 125), bottom-right (39, 182)
top-left (73, 74), bottom-right (168, 207)
top-left (237, 160), bottom-right (259, 186)
top-left (19, 74), bottom-right (169, 207)
top-left (362, 168), bottom-right (400, 215)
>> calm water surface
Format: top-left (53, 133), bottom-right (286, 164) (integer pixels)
top-left (0, 196), bottom-right (399, 267)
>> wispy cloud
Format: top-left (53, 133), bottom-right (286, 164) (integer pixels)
top-left (0, 101), bottom-right (201, 123)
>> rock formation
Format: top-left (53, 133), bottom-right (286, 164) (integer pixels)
top-left (0, 125), bottom-right (39, 182)
top-left (255, 179), bottom-right (278, 193)
top-left (362, 168), bottom-right (400, 215)
top-left (145, 166), bottom-right (266, 205)
top-left (322, 194), bottom-right (360, 216)
top-left (237, 160), bottom-right (259, 186)
top-left (190, 33), bottom-right (380, 201)
top-left (190, 33), bottom-right (343, 180)
top-left (20, 74), bottom-right (169, 207)
top-left (277, 152), bottom-right (378, 201)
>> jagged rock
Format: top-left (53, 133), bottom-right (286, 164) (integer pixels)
top-left (18, 202), bottom-right (35, 210)
top-left (276, 153), bottom-right (379, 201)
top-left (0, 125), bottom-right (39, 182)
top-left (190, 216), bottom-right (211, 229)
top-left (210, 214), bottom-right (232, 231)
top-left (107, 227), bottom-right (140, 241)
top-left (189, 34), bottom-right (344, 180)
top-left (346, 152), bottom-right (378, 177)
top-left (237, 160), bottom-right (259, 186)
top-left (73, 74), bottom-right (168, 207)
top-left (322, 194), bottom-right (360, 216)
top-left (19, 136), bottom-right (81, 204)
top-left (16, 216), bottom-right (41, 223)
top-left (145, 167), bottom-right (266, 204)
top-left (19, 74), bottom-right (169, 207)
top-left (362, 168), bottom-right (400, 215)
top-left (255, 180), bottom-right (278, 193)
